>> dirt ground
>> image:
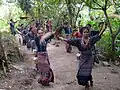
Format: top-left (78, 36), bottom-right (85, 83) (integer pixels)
top-left (0, 40), bottom-right (120, 90)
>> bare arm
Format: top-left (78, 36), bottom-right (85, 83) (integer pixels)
top-left (91, 22), bottom-right (107, 44)
top-left (99, 22), bottom-right (107, 36)
top-left (59, 36), bottom-right (80, 46)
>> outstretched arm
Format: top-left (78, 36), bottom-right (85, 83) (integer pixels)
top-left (54, 26), bottom-right (64, 39)
top-left (91, 22), bottom-right (107, 44)
top-left (59, 36), bottom-right (80, 47)
top-left (40, 32), bottom-right (54, 42)
top-left (45, 32), bottom-right (54, 42)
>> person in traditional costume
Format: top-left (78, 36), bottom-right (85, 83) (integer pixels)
top-left (9, 19), bottom-right (17, 36)
top-left (58, 23), bottom-right (107, 89)
top-left (35, 29), bottom-right (54, 86)
top-left (55, 22), bottom-right (72, 52)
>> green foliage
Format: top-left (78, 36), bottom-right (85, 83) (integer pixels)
top-left (0, 0), bottom-right (2, 6)
top-left (0, 2), bottom-right (30, 34)
top-left (98, 31), bottom-right (111, 51)
top-left (17, 0), bottom-right (33, 15)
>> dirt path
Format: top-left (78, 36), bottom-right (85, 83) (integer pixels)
top-left (0, 40), bottom-right (120, 90)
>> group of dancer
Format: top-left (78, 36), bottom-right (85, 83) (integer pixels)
top-left (9, 19), bottom-right (107, 89)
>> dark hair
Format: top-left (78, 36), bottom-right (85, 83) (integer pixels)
top-left (10, 19), bottom-right (13, 21)
top-left (73, 25), bottom-right (76, 28)
top-left (29, 27), bottom-right (32, 31)
top-left (80, 26), bottom-right (90, 34)
top-left (21, 24), bottom-right (23, 26)
top-left (86, 24), bottom-right (91, 27)
top-left (63, 21), bottom-right (68, 25)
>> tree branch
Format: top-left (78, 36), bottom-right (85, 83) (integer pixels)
top-left (108, 14), bottom-right (120, 19)
top-left (104, 0), bottom-right (108, 9)
top-left (82, 0), bottom-right (103, 10)
top-left (115, 27), bottom-right (120, 38)
top-left (93, 0), bottom-right (102, 8)
top-left (74, 7), bottom-right (81, 25)
top-left (79, 3), bottom-right (84, 10)
top-left (92, 7), bottom-right (102, 10)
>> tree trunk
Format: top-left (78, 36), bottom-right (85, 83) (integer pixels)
top-left (74, 4), bottom-right (84, 26)
top-left (65, 0), bottom-right (73, 26)
top-left (103, 10), bottom-right (115, 61)
top-left (74, 8), bottom-right (81, 26)
top-left (38, 8), bottom-right (40, 20)
top-left (0, 33), bottom-right (8, 76)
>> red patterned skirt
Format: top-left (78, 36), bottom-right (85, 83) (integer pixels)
top-left (36, 52), bottom-right (54, 86)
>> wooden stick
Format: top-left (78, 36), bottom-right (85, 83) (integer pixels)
top-left (2, 60), bottom-right (7, 76)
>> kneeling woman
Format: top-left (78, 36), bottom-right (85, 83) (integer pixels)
top-left (35, 29), bottom-right (54, 86)
top-left (59, 24), bottom-right (106, 89)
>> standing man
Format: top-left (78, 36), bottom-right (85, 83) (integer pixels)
top-left (63, 22), bottom-right (72, 53)
top-left (9, 19), bottom-right (17, 36)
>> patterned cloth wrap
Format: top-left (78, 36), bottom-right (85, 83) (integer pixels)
top-left (36, 52), bottom-right (54, 85)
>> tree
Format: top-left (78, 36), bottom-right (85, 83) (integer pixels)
top-left (64, 0), bottom-right (84, 26)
